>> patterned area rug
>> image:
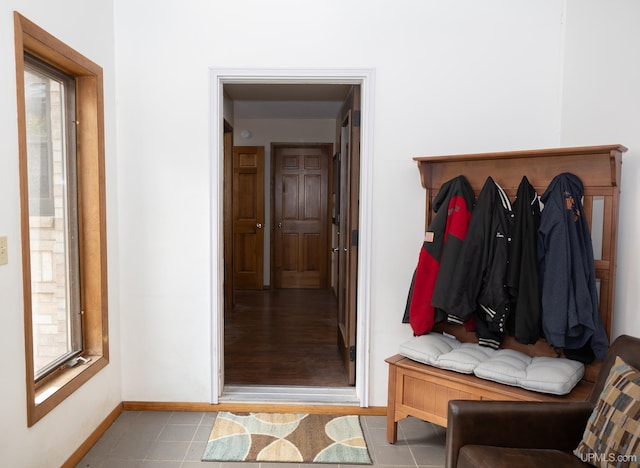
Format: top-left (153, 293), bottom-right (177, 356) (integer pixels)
top-left (202, 412), bottom-right (372, 464)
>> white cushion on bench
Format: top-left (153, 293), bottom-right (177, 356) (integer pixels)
top-left (399, 333), bottom-right (585, 395)
top-left (474, 350), bottom-right (585, 395)
top-left (399, 332), bottom-right (495, 374)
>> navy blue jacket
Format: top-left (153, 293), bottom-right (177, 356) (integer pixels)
top-left (538, 173), bottom-right (608, 361)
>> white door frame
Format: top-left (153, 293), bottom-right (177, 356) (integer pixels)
top-left (209, 68), bottom-right (375, 407)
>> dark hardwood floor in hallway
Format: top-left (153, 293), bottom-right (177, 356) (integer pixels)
top-left (224, 288), bottom-right (349, 386)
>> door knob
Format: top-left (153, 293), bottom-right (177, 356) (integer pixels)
top-left (256, 223), bottom-right (263, 229)
top-left (332, 247), bottom-right (339, 252)
top-left (278, 222), bottom-right (283, 228)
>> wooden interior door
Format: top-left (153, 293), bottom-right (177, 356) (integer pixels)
top-left (232, 146), bottom-right (265, 290)
top-left (273, 144), bottom-right (331, 289)
top-left (223, 121), bottom-right (233, 310)
top-left (337, 86), bottom-right (360, 385)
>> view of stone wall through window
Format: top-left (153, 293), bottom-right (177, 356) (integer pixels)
top-left (24, 65), bottom-right (75, 376)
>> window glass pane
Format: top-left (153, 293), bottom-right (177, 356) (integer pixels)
top-left (24, 70), bottom-right (55, 215)
top-left (24, 61), bottom-right (81, 380)
top-left (591, 196), bottom-right (604, 261)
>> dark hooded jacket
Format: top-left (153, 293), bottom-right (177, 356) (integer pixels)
top-left (506, 176), bottom-right (542, 345)
top-left (538, 172), bottom-right (608, 361)
top-left (403, 175), bottom-right (475, 335)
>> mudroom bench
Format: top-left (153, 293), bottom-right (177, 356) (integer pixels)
top-left (386, 144), bottom-right (627, 443)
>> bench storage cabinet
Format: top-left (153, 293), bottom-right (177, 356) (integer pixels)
top-left (386, 145), bottom-right (627, 443)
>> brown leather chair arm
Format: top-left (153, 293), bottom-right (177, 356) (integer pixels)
top-left (445, 400), bottom-right (594, 468)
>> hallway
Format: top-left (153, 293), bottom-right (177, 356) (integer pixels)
top-left (224, 289), bottom-right (349, 387)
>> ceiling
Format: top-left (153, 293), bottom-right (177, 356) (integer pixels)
top-left (225, 83), bottom-right (352, 119)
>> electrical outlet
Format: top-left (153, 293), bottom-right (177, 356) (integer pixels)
top-left (0, 236), bottom-right (7, 265)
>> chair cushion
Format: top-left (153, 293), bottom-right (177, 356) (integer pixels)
top-left (458, 446), bottom-right (588, 468)
top-left (399, 333), bottom-right (584, 395)
top-left (573, 356), bottom-right (640, 467)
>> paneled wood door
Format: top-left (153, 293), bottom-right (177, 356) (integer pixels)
top-left (337, 86), bottom-right (360, 385)
top-left (223, 121), bottom-right (234, 309)
top-left (273, 144), bottom-right (331, 289)
top-left (232, 146), bottom-right (264, 289)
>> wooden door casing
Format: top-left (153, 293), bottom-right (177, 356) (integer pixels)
top-left (272, 144), bottom-right (331, 289)
top-left (232, 146), bottom-right (265, 290)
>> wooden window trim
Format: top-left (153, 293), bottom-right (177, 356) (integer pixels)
top-left (14, 12), bottom-right (109, 427)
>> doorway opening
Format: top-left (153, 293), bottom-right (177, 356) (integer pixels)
top-left (210, 69), bottom-right (374, 407)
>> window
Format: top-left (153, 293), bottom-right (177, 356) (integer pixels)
top-left (24, 55), bottom-right (83, 382)
top-left (14, 12), bottom-right (109, 426)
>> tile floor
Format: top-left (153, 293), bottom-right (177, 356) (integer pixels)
top-left (76, 411), bottom-right (446, 468)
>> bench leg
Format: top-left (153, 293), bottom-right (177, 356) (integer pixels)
top-left (387, 417), bottom-right (398, 444)
top-left (387, 361), bottom-right (399, 443)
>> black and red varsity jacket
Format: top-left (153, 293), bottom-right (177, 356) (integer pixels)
top-left (403, 175), bottom-right (475, 336)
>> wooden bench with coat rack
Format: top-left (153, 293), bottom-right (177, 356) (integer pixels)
top-left (386, 144), bottom-right (627, 443)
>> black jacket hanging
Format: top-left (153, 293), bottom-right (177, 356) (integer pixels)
top-left (506, 176), bottom-right (542, 345)
top-left (442, 176), bottom-right (513, 349)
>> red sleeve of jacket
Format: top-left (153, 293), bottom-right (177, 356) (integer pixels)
top-left (409, 241), bottom-right (440, 335)
top-left (409, 193), bottom-right (473, 335)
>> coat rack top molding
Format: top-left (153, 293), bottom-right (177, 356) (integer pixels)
top-left (413, 144), bottom-right (627, 192)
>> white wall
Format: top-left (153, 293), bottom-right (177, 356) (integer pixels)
top-left (0, 1), bottom-right (121, 466)
top-left (115, 0), bottom-right (571, 406)
top-left (233, 117), bottom-right (337, 285)
top-left (560, 0), bottom-right (640, 337)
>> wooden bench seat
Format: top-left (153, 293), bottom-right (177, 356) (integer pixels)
top-left (386, 353), bottom-right (594, 442)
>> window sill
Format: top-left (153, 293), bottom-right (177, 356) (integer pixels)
top-left (31, 355), bottom-right (107, 424)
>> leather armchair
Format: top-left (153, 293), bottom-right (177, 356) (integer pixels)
top-left (445, 334), bottom-right (640, 468)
